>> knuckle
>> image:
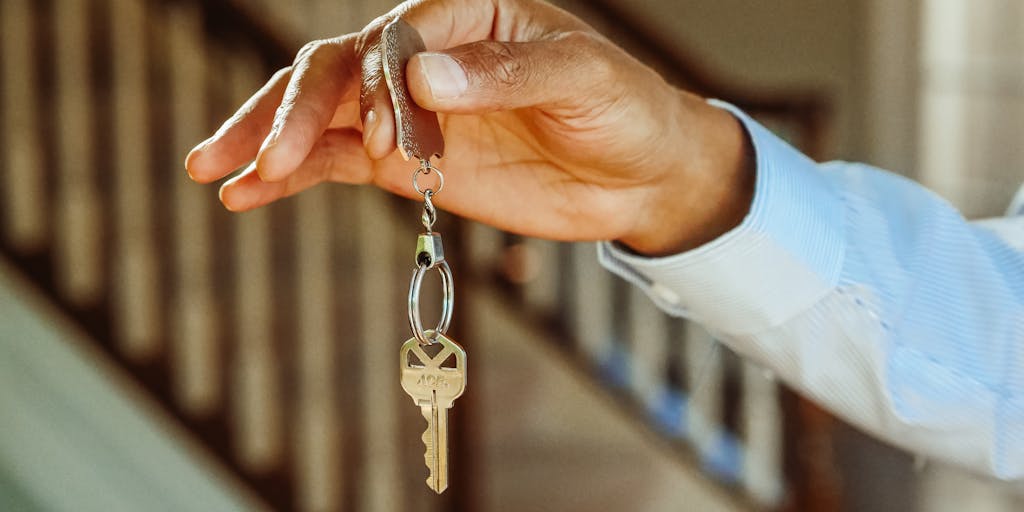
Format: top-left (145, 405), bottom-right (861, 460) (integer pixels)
top-left (355, 14), bottom-right (392, 55)
top-left (559, 30), bottom-right (616, 81)
top-left (286, 105), bottom-right (321, 136)
top-left (295, 38), bottom-right (346, 68)
top-left (270, 66), bottom-right (293, 81)
top-left (294, 39), bottom-right (325, 64)
top-left (470, 41), bottom-right (527, 88)
top-left (559, 29), bottom-right (602, 49)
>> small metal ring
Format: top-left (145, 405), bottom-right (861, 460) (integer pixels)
top-left (412, 164), bottom-right (445, 196)
top-left (408, 260), bottom-right (454, 345)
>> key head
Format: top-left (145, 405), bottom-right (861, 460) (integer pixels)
top-left (400, 332), bottom-right (466, 406)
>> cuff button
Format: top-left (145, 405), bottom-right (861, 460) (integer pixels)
top-left (651, 283), bottom-right (681, 305)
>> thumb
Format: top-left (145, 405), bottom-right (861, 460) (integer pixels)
top-left (407, 32), bottom-right (617, 114)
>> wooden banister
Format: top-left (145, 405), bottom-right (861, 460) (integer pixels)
top-left (0, 0), bottom-right (835, 510)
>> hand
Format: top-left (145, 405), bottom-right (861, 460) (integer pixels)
top-left (185, 0), bottom-right (754, 256)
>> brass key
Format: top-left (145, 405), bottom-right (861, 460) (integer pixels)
top-left (400, 333), bottom-right (467, 493)
top-left (384, 15), bottom-right (466, 495)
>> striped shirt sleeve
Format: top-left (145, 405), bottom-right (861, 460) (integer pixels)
top-left (598, 101), bottom-right (1024, 482)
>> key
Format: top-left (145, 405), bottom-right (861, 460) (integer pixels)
top-left (400, 332), bottom-right (467, 493)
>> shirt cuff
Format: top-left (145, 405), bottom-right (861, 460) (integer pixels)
top-left (597, 100), bottom-right (846, 335)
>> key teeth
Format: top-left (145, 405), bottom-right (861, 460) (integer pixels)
top-left (422, 413), bottom-right (442, 493)
top-left (422, 426), bottom-right (434, 472)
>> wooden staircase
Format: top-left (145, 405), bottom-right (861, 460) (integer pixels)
top-left (0, 0), bottom-right (836, 510)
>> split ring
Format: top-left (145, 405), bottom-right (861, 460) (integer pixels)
top-left (407, 260), bottom-right (454, 345)
top-left (412, 164), bottom-right (445, 196)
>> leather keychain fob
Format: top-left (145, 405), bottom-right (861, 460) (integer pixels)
top-left (381, 18), bottom-right (445, 161)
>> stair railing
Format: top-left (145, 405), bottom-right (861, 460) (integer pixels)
top-left (0, 0), bottom-right (835, 510)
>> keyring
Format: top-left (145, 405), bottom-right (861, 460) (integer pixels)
top-left (412, 162), bottom-right (445, 196)
top-left (407, 260), bottom-right (454, 345)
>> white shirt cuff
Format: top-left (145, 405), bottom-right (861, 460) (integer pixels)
top-left (597, 100), bottom-right (846, 335)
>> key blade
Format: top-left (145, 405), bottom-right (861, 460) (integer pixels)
top-left (420, 401), bottom-right (449, 494)
top-left (381, 18), bottom-right (445, 161)
top-left (399, 335), bottom-right (462, 494)
top-left (419, 405), bottom-right (436, 491)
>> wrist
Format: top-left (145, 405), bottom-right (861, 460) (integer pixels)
top-left (619, 93), bottom-right (755, 257)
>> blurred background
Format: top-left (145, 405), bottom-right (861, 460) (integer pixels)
top-left (1, 0), bottom-right (1022, 511)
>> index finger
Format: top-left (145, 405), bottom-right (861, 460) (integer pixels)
top-left (378, 0), bottom-right (495, 51)
top-left (395, 0), bottom-right (589, 49)
top-left (255, 36), bottom-right (358, 182)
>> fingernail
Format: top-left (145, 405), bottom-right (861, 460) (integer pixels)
top-left (186, 136), bottom-right (211, 161)
top-left (184, 138), bottom-right (212, 179)
top-left (219, 164), bottom-right (254, 211)
top-left (418, 53), bottom-right (468, 100)
top-left (362, 109), bottom-right (379, 147)
top-left (261, 128), bottom-right (280, 153)
top-left (255, 129), bottom-right (281, 181)
top-left (218, 183), bottom-right (238, 212)
top-left (184, 151), bottom-right (200, 177)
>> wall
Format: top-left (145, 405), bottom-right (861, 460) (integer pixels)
top-left (617, 0), bottom-right (867, 161)
top-left (918, 0), bottom-right (1024, 218)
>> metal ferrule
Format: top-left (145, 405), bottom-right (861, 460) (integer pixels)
top-left (416, 232), bottom-right (445, 269)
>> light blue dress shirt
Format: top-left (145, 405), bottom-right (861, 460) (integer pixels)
top-left (599, 101), bottom-right (1024, 482)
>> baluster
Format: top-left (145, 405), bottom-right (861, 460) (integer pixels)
top-left (53, 0), bottom-right (103, 305)
top-left (685, 324), bottom-right (723, 464)
top-left (466, 222), bottom-right (504, 275)
top-left (167, 1), bottom-right (220, 417)
top-left (330, 185), bottom-right (361, 511)
top-left (716, 346), bottom-right (744, 483)
top-left (294, 187), bottom-right (342, 512)
top-left (357, 188), bottom-right (404, 512)
top-left (656, 317), bottom-right (689, 437)
top-left (228, 55), bottom-right (284, 474)
top-left (0, 0), bottom-right (47, 251)
top-left (571, 242), bottom-right (615, 364)
top-left (741, 361), bottom-right (784, 506)
top-left (522, 238), bottom-right (560, 314)
top-left (109, 0), bottom-right (161, 359)
top-left (556, 243), bottom-right (578, 347)
top-left (627, 287), bottom-right (667, 410)
top-left (604, 276), bottom-right (632, 388)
